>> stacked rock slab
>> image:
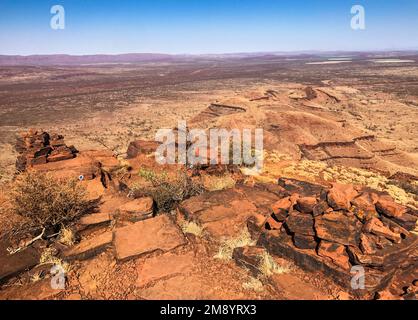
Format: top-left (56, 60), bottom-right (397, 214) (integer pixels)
top-left (258, 178), bottom-right (418, 297)
top-left (15, 129), bottom-right (77, 171)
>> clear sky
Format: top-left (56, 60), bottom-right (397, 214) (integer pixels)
top-left (0, 0), bottom-right (417, 55)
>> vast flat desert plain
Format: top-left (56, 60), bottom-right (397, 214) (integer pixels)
top-left (0, 53), bottom-right (417, 300)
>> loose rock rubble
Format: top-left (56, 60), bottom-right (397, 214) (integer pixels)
top-left (15, 129), bottom-right (77, 171)
top-left (258, 178), bottom-right (418, 297)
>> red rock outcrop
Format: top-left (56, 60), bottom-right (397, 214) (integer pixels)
top-left (15, 129), bottom-right (77, 171)
top-left (257, 178), bottom-right (418, 297)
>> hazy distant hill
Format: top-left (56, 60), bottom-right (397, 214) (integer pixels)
top-left (0, 51), bottom-right (417, 66)
top-left (0, 53), bottom-right (177, 66)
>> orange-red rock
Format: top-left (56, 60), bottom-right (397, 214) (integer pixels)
top-left (327, 183), bottom-right (358, 210)
top-left (295, 197), bottom-right (318, 213)
top-left (315, 212), bottom-right (360, 246)
top-left (114, 215), bottom-right (186, 261)
top-left (363, 217), bottom-right (401, 243)
top-left (318, 240), bottom-right (350, 270)
top-left (375, 199), bottom-right (407, 218)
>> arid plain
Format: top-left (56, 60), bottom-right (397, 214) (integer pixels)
top-left (0, 53), bottom-right (417, 300)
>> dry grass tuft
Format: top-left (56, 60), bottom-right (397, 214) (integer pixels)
top-left (39, 247), bottom-right (71, 273)
top-left (258, 251), bottom-right (290, 277)
top-left (180, 220), bottom-right (204, 237)
top-left (242, 277), bottom-right (264, 292)
top-left (58, 227), bottom-right (76, 246)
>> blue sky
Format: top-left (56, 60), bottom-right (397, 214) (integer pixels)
top-left (0, 0), bottom-right (417, 55)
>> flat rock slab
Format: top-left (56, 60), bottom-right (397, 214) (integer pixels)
top-left (136, 251), bottom-right (195, 287)
top-left (270, 273), bottom-right (330, 300)
top-left (232, 246), bottom-right (266, 277)
top-left (179, 185), bottom-right (281, 239)
top-left (114, 215), bottom-right (186, 261)
top-left (64, 231), bottom-right (113, 261)
top-left (0, 278), bottom-right (63, 300)
top-left (119, 197), bottom-right (154, 221)
top-left (0, 241), bottom-right (40, 283)
top-left (79, 213), bottom-right (112, 226)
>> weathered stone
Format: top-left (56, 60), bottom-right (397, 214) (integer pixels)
top-left (126, 140), bottom-right (160, 159)
top-left (293, 234), bottom-right (317, 250)
top-left (32, 146), bottom-right (52, 158)
top-left (375, 290), bottom-right (400, 300)
top-left (265, 215), bottom-right (282, 230)
top-left (136, 251), bottom-right (195, 287)
top-left (272, 210), bottom-right (289, 222)
top-left (180, 186), bottom-right (279, 238)
top-left (79, 213), bottom-right (112, 227)
top-left (47, 152), bottom-right (75, 162)
top-left (295, 197), bottom-right (318, 213)
top-left (318, 241), bottom-right (350, 270)
top-left (359, 233), bottom-right (377, 255)
top-left (232, 246), bottom-right (265, 277)
top-left (64, 231), bottom-right (113, 261)
top-left (15, 130), bottom-right (78, 171)
top-left (285, 211), bottom-right (315, 236)
top-left (278, 178), bottom-right (325, 197)
top-left (391, 212), bottom-right (418, 231)
top-left (376, 199), bottom-right (407, 218)
top-left (351, 192), bottom-right (378, 221)
top-left (312, 200), bottom-right (330, 216)
top-left (247, 214), bottom-right (267, 240)
top-left (259, 231), bottom-right (394, 295)
top-left (119, 197), bottom-right (154, 221)
top-left (271, 197), bottom-right (292, 214)
top-left (347, 246), bottom-right (384, 268)
top-left (363, 218), bottom-right (401, 243)
top-left (327, 183), bottom-right (358, 210)
top-left (0, 243), bottom-right (40, 283)
top-left (314, 212), bottom-right (360, 246)
top-left (114, 215), bottom-right (186, 261)
top-left (50, 139), bottom-right (65, 147)
top-left (29, 155), bottom-right (47, 166)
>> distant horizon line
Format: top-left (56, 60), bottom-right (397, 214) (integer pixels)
top-left (2, 48), bottom-right (418, 57)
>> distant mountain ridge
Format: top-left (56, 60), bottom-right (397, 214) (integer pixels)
top-left (0, 53), bottom-right (177, 66)
top-left (1, 50), bottom-right (417, 66)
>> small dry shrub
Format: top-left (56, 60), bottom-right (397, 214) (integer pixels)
top-left (138, 168), bottom-right (204, 212)
top-left (10, 171), bottom-right (94, 235)
top-left (202, 174), bottom-right (236, 192)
